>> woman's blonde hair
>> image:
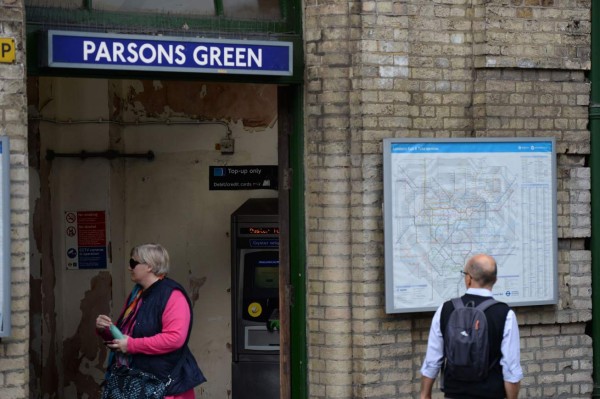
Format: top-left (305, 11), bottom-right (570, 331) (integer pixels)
top-left (131, 243), bottom-right (170, 276)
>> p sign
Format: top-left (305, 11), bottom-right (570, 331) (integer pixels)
top-left (0, 38), bottom-right (15, 63)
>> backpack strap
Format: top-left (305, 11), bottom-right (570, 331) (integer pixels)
top-left (475, 298), bottom-right (498, 312)
top-left (451, 297), bottom-right (464, 309)
top-left (475, 298), bottom-right (502, 369)
top-left (450, 297), bottom-right (498, 312)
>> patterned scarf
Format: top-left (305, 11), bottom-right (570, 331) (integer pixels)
top-left (112, 284), bottom-right (144, 367)
top-left (118, 285), bottom-right (144, 336)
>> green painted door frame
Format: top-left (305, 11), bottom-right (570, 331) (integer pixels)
top-left (288, 84), bottom-right (306, 399)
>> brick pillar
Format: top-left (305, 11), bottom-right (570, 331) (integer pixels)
top-left (0, 1), bottom-right (29, 399)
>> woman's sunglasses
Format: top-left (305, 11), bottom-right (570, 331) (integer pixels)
top-left (129, 259), bottom-right (141, 269)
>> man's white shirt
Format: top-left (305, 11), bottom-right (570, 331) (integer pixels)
top-left (420, 287), bottom-right (524, 383)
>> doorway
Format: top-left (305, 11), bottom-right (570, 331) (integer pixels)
top-left (28, 76), bottom-right (298, 398)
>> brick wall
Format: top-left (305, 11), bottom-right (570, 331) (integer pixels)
top-left (305, 0), bottom-right (592, 397)
top-left (0, 1), bottom-right (29, 399)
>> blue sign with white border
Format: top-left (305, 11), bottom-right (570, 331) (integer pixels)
top-left (45, 30), bottom-right (293, 76)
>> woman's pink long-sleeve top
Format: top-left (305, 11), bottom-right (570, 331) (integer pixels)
top-left (101, 289), bottom-right (195, 399)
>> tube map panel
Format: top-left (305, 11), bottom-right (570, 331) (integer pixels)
top-left (0, 137), bottom-right (9, 336)
top-left (383, 138), bottom-right (557, 313)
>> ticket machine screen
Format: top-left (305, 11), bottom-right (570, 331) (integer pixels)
top-left (254, 265), bottom-right (278, 289)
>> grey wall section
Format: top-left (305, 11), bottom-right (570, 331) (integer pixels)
top-left (0, 0), bottom-right (29, 399)
top-left (304, 0), bottom-right (592, 398)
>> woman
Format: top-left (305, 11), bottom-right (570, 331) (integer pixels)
top-left (96, 243), bottom-right (206, 399)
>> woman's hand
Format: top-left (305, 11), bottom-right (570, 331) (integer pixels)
top-left (96, 314), bottom-right (112, 330)
top-left (106, 336), bottom-right (129, 354)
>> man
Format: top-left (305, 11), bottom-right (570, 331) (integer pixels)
top-left (420, 254), bottom-right (523, 399)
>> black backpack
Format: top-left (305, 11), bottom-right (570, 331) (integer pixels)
top-left (443, 297), bottom-right (498, 382)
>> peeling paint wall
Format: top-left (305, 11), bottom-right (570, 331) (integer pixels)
top-left (123, 80), bottom-right (277, 128)
top-left (29, 77), bottom-right (278, 398)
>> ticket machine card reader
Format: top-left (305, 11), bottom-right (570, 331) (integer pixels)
top-left (240, 250), bottom-right (279, 351)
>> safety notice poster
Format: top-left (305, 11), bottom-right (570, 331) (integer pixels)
top-left (383, 138), bottom-right (557, 313)
top-left (64, 210), bottom-right (108, 269)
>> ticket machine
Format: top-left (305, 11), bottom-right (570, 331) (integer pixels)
top-left (231, 198), bottom-right (279, 399)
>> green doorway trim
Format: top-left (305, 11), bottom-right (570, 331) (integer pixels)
top-left (289, 84), bottom-right (307, 399)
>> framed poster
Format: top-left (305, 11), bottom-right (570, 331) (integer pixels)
top-left (0, 137), bottom-right (9, 336)
top-left (383, 138), bottom-right (557, 313)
